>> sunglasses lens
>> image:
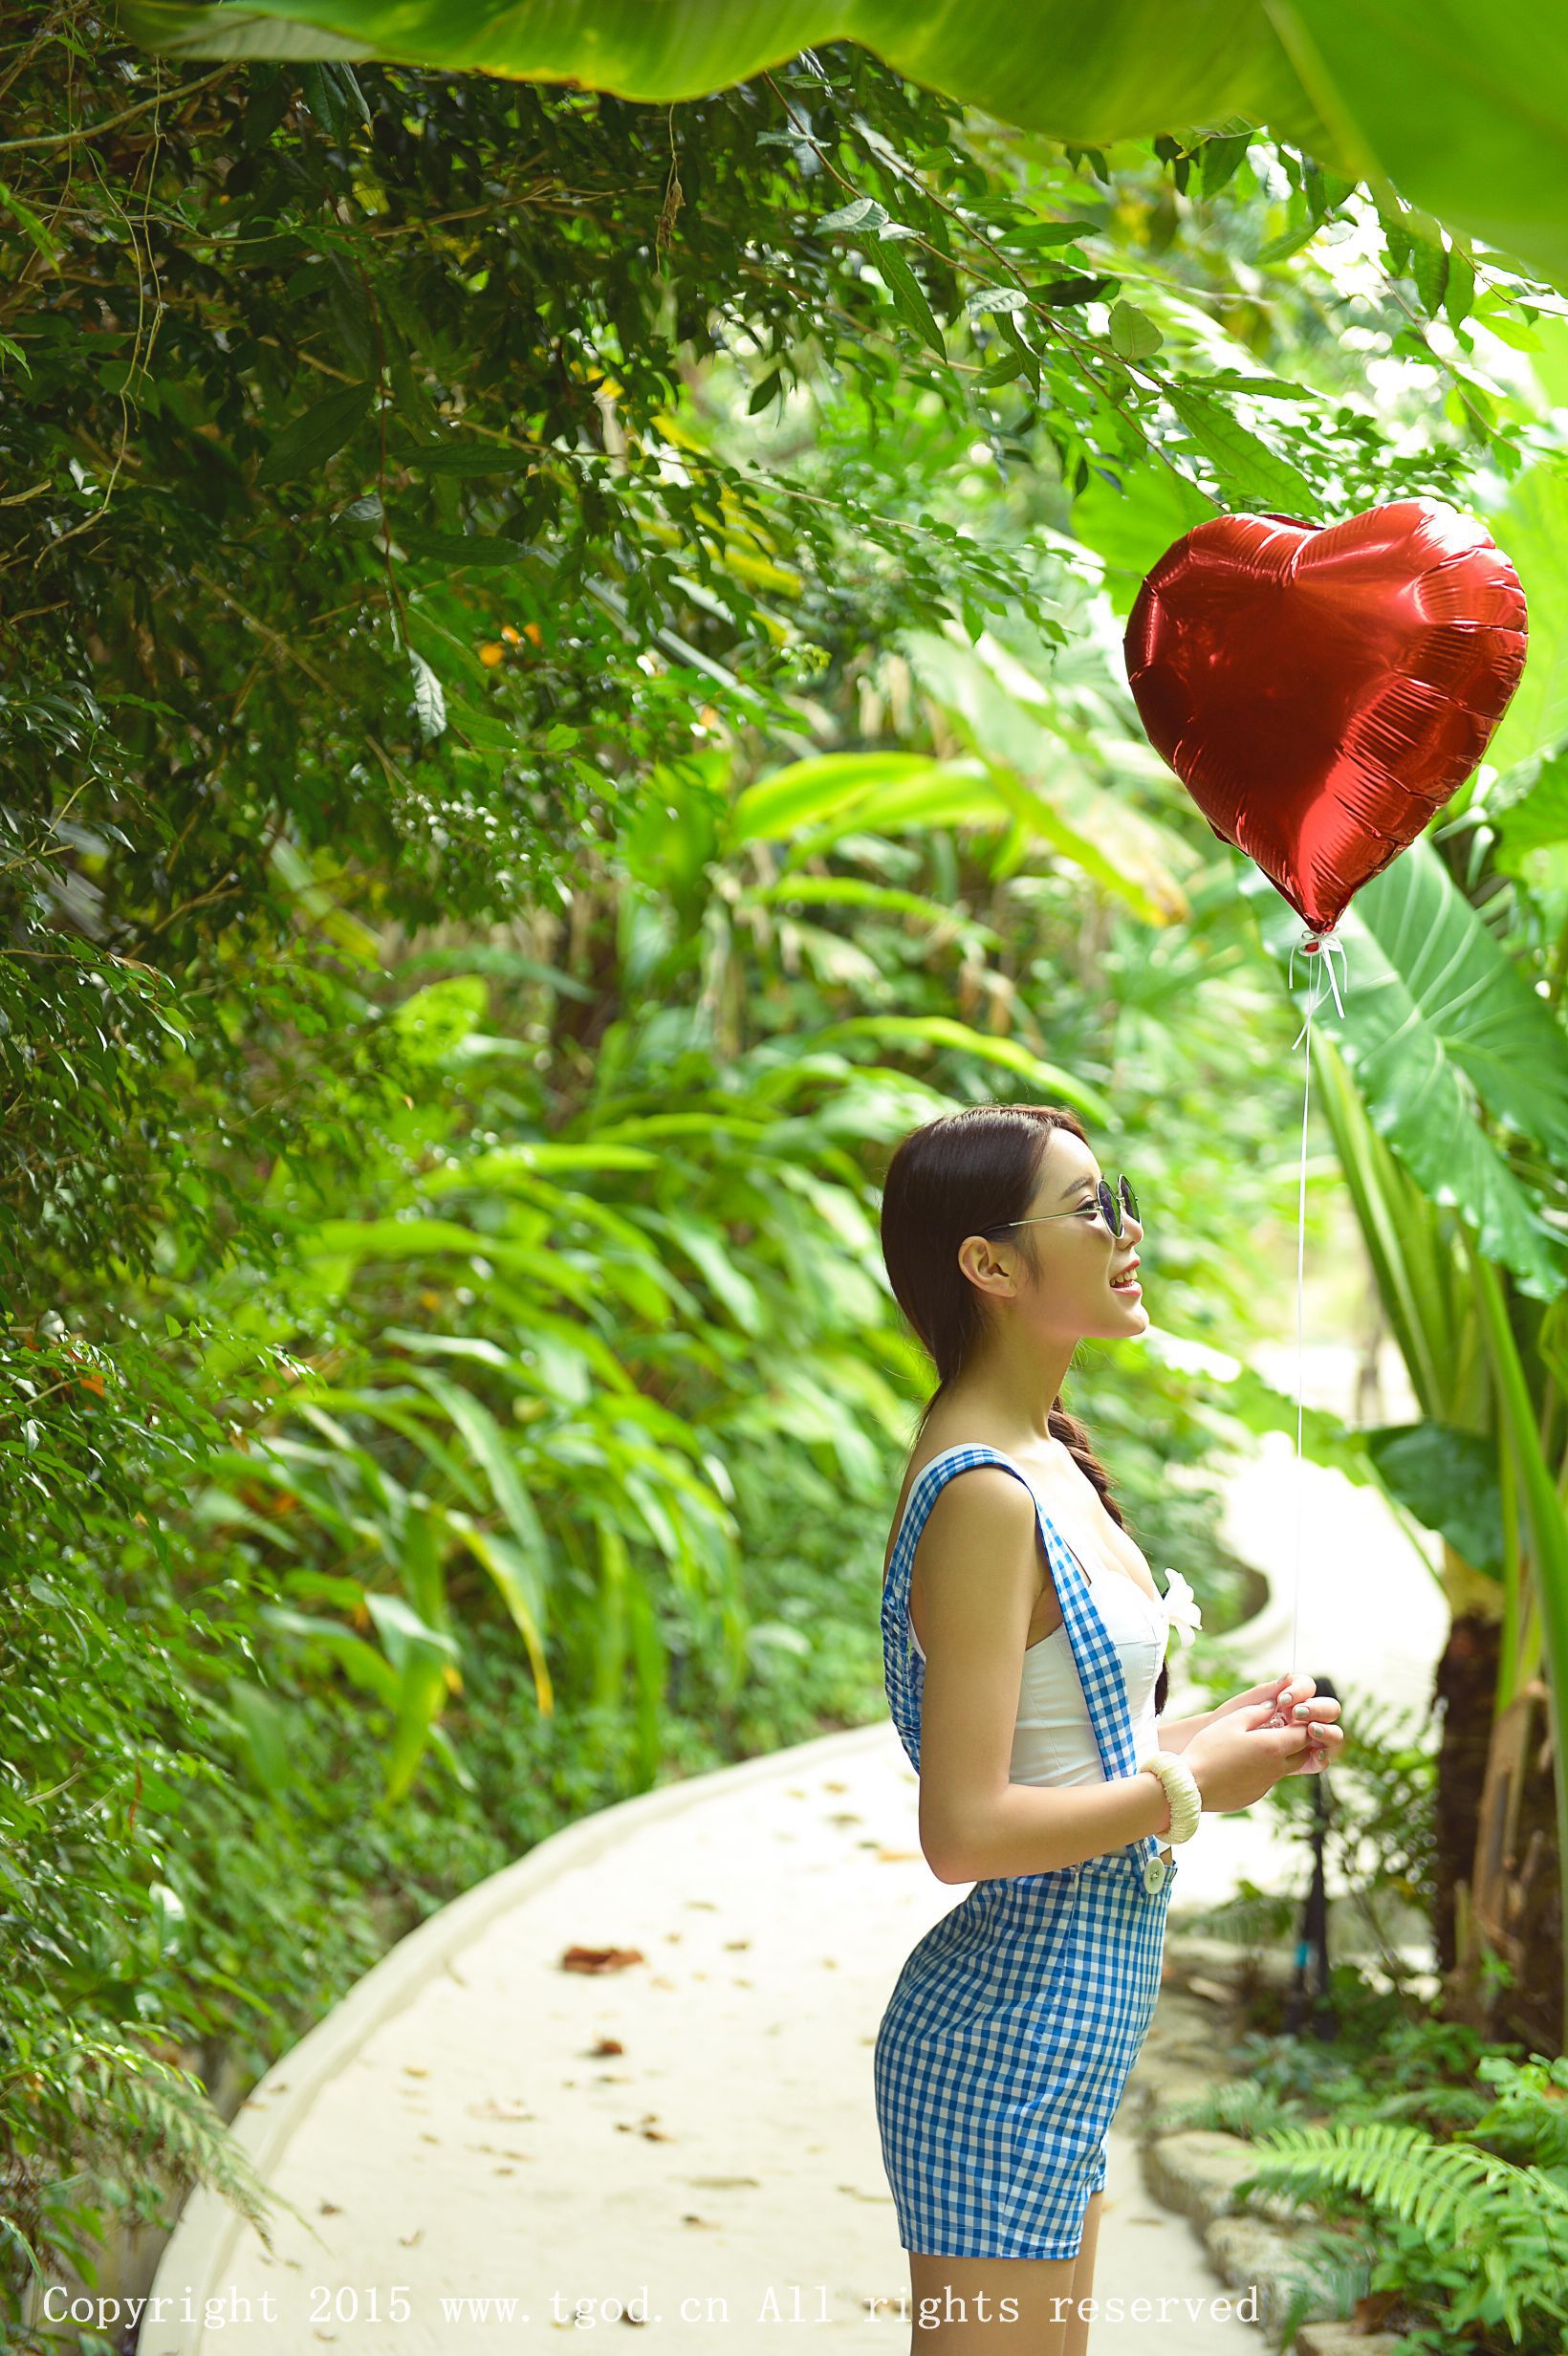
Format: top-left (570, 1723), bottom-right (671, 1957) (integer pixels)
top-left (1099, 1179), bottom-right (1121, 1236)
top-left (1122, 1177), bottom-right (1139, 1224)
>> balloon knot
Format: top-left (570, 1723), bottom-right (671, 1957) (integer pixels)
top-left (1288, 925), bottom-right (1349, 1041)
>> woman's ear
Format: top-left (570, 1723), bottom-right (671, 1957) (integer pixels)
top-left (956, 1233), bottom-right (1019, 1299)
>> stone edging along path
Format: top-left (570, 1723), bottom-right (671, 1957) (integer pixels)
top-left (1125, 1937), bottom-right (1404, 2356)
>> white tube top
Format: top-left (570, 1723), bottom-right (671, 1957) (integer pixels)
top-left (905, 1519), bottom-right (1168, 1788)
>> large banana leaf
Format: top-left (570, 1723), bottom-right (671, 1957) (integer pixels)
top-left (1483, 463), bottom-right (1568, 781)
top-left (1242, 846), bottom-right (1568, 1303)
top-left (126, 1), bottom-right (1336, 151)
top-left (1262, 0), bottom-right (1568, 293)
top-left (125, 0), bottom-right (1568, 293)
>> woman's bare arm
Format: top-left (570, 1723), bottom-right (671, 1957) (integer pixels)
top-left (1152, 1707), bottom-right (1222, 1755)
top-left (911, 1469), bottom-right (1175, 1883)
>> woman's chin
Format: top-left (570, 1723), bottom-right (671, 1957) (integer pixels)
top-left (1106, 1292), bottom-right (1148, 1327)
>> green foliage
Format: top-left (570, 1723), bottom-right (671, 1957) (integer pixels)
top-left (1168, 2013), bottom-right (1568, 2349)
top-left (0, 2024), bottom-right (282, 2315)
top-left (1146, 2073), bottom-right (1314, 2141)
top-left (1234, 2063), bottom-right (1568, 2352)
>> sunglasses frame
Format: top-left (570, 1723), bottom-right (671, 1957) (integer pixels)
top-left (990, 1174), bottom-right (1140, 1241)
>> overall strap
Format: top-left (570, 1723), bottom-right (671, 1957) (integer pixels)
top-left (881, 1443), bottom-right (1157, 1872)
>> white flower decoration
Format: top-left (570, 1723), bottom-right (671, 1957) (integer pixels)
top-left (1158, 1567), bottom-right (1203, 1651)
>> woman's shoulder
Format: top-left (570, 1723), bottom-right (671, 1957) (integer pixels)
top-left (899, 1424), bottom-right (1078, 1504)
top-left (883, 1438), bottom-right (1039, 1572)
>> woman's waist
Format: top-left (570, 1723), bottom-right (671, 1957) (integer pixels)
top-left (963, 1842), bottom-right (1175, 1897)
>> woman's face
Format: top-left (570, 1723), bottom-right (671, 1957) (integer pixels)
top-left (960, 1131), bottom-right (1147, 1341)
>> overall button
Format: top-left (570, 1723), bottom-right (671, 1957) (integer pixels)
top-left (1142, 1854), bottom-right (1168, 1893)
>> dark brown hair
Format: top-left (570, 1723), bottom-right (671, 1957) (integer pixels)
top-left (881, 1102), bottom-right (1167, 1714)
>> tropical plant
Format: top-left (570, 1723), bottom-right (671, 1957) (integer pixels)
top-left (1234, 841), bottom-right (1568, 2041)
top-left (1233, 2055), bottom-right (1568, 2352)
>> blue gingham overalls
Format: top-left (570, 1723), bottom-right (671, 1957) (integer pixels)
top-left (873, 1443), bottom-right (1177, 2260)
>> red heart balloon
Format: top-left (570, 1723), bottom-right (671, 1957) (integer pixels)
top-left (1123, 498), bottom-right (1528, 936)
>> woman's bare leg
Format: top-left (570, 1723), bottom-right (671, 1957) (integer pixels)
top-left (1062, 2191), bottom-right (1102, 2356)
top-left (904, 2198), bottom-right (1102, 2354)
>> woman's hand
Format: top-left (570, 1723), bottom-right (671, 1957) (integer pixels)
top-left (1184, 1704), bottom-right (1315, 1811)
top-left (1210, 1673), bottom-right (1343, 1775)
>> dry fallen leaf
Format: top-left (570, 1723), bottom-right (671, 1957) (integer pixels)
top-left (560, 1944), bottom-right (646, 1974)
top-left (589, 2036), bottom-right (624, 2056)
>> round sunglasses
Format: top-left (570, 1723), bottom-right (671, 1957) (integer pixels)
top-left (990, 1174), bottom-right (1140, 1241)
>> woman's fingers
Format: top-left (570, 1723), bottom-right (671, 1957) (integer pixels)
top-left (1288, 1724), bottom-right (1345, 1773)
top-left (1289, 1697), bottom-right (1341, 1724)
top-left (1258, 1675), bottom-right (1319, 1726)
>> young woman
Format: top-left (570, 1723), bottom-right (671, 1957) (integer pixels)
top-left (873, 1103), bottom-right (1344, 2352)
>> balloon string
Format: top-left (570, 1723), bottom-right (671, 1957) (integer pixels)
top-left (1283, 927), bottom-right (1350, 1687)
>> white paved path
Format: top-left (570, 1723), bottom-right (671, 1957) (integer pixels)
top-left (142, 1347), bottom-right (1448, 2355)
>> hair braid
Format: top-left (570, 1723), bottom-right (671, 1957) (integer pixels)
top-left (1050, 1400), bottom-right (1167, 1717)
